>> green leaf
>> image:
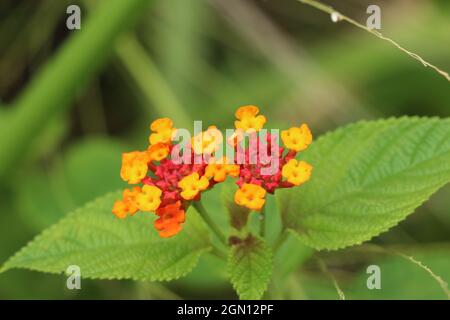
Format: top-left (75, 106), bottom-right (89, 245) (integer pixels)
top-left (2, 191), bottom-right (211, 281)
top-left (15, 138), bottom-right (127, 230)
top-left (279, 117), bottom-right (450, 250)
top-left (228, 235), bottom-right (272, 300)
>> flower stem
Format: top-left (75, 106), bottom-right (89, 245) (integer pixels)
top-left (193, 201), bottom-right (227, 245)
top-left (211, 247), bottom-right (227, 260)
top-left (273, 228), bottom-right (290, 252)
top-left (259, 206), bottom-right (266, 238)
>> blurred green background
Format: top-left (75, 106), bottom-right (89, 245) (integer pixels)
top-left (0, 0), bottom-right (449, 299)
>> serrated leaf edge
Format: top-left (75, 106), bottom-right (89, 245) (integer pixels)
top-left (1, 190), bottom-right (212, 281)
top-left (227, 236), bottom-right (273, 300)
top-left (284, 116), bottom-right (450, 251)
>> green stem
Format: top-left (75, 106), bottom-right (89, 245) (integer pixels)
top-left (211, 247), bottom-right (227, 261)
top-left (0, 0), bottom-right (152, 179)
top-left (193, 201), bottom-right (227, 245)
top-left (273, 228), bottom-right (290, 252)
top-left (259, 207), bottom-right (266, 238)
top-left (115, 34), bottom-right (192, 128)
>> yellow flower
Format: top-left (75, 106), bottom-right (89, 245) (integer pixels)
top-left (281, 124), bottom-right (312, 152)
top-left (178, 172), bottom-right (209, 200)
top-left (149, 118), bottom-right (176, 145)
top-left (148, 143), bottom-right (169, 161)
top-left (149, 128), bottom-right (175, 145)
top-left (150, 118), bottom-right (173, 132)
top-left (135, 185), bottom-right (162, 212)
top-left (234, 105), bottom-right (266, 132)
top-left (191, 126), bottom-right (223, 155)
top-left (205, 157), bottom-right (240, 182)
top-left (227, 164), bottom-right (240, 178)
top-left (282, 159), bottom-right (312, 186)
top-left (234, 183), bottom-right (266, 211)
top-left (113, 105), bottom-right (314, 240)
top-left (120, 151), bottom-right (150, 184)
top-left (112, 186), bottom-right (141, 218)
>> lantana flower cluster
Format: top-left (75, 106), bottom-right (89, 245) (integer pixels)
top-left (112, 106), bottom-right (312, 238)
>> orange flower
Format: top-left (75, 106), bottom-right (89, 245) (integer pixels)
top-left (120, 151), bottom-right (150, 184)
top-left (148, 143), bottom-right (170, 161)
top-left (122, 186), bottom-right (141, 214)
top-left (113, 105), bottom-right (313, 239)
top-left (154, 201), bottom-right (186, 238)
top-left (234, 183), bottom-right (266, 211)
top-left (112, 186), bottom-right (141, 218)
top-left (281, 124), bottom-right (312, 152)
top-left (112, 200), bottom-right (128, 219)
top-left (234, 105), bottom-right (266, 132)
